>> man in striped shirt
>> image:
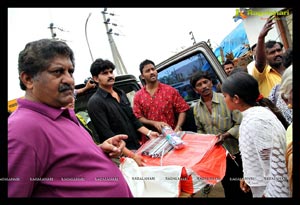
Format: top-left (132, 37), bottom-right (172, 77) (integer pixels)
top-left (190, 71), bottom-right (252, 199)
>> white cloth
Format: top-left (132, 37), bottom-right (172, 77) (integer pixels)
top-left (239, 106), bottom-right (290, 197)
top-left (247, 60), bottom-right (255, 75)
top-left (119, 157), bottom-right (183, 197)
top-left (268, 84), bottom-right (293, 125)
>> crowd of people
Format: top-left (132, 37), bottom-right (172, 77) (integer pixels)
top-left (8, 16), bottom-right (293, 198)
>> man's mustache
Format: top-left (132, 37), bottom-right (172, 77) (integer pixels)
top-left (108, 77), bottom-right (115, 82)
top-left (202, 88), bottom-right (210, 93)
top-left (59, 84), bottom-right (73, 92)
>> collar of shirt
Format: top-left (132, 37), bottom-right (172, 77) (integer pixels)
top-left (199, 91), bottom-right (221, 105)
top-left (97, 86), bottom-right (122, 98)
top-left (96, 86), bottom-right (130, 105)
top-left (17, 98), bottom-right (79, 125)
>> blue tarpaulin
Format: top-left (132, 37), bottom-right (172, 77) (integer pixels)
top-left (214, 22), bottom-right (249, 63)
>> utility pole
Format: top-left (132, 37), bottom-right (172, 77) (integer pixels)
top-left (48, 23), bottom-right (57, 39)
top-left (102, 8), bottom-right (127, 75)
top-left (48, 23), bottom-right (67, 42)
top-left (189, 31), bottom-right (196, 45)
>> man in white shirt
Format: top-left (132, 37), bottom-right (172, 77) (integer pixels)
top-left (247, 43), bottom-right (257, 75)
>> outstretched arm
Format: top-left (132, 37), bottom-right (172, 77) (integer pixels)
top-left (255, 16), bottom-right (275, 73)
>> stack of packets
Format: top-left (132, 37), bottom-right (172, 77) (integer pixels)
top-left (139, 135), bottom-right (173, 158)
top-left (139, 131), bottom-right (185, 158)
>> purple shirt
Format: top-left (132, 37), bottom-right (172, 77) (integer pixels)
top-left (8, 98), bottom-right (133, 197)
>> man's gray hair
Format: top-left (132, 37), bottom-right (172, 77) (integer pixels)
top-left (280, 65), bottom-right (293, 100)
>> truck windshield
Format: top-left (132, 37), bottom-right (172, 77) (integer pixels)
top-left (157, 51), bottom-right (221, 102)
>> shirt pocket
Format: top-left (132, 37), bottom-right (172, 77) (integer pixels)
top-left (213, 113), bottom-right (232, 132)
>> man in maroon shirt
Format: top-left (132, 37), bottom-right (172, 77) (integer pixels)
top-left (8, 39), bottom-right (132, 197)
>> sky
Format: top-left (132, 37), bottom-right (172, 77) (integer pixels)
top-left (8, 8), bottom-right (242, 101)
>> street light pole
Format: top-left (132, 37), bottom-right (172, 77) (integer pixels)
top-left (85, 13), bottom-right (94, 63)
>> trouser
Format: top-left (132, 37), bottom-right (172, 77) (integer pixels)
top-left (221, 152), bottom-right (253, 198)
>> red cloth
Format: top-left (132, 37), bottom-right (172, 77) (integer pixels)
top-left (137, 132), bottom-right (226, 186)
top-left (180, 167), bottom-right (194, 194)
